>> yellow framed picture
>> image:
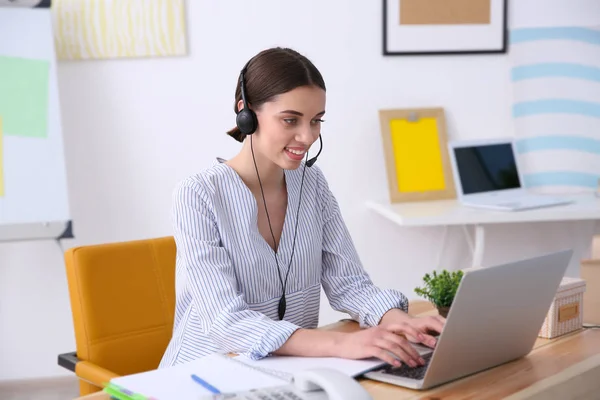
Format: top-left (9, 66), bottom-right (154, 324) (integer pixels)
top-left (379, 107), bottom-right (456, 202)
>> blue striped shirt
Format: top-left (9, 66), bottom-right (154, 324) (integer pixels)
top-left (159, 159), bottom-right (408, 367)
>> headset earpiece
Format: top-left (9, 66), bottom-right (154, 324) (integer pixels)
top-left (236, 107), bottom-right (257, 136)
top-left (236, 66), bottom-right (258, 136)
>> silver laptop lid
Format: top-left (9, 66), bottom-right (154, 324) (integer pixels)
top-left (422, 249), bottom-right (573, 389)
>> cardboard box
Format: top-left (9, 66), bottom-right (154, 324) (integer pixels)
top-left (582, 260), bottom-right (600, 325)
top-left (539, 277), bottom-right (586, 339)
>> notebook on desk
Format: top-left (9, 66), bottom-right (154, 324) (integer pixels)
top-left (103, 352), bottom-right (387, 400)
top-left (104, 353), bottom-right (285, 400)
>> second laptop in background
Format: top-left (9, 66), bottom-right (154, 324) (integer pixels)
top-left (447, 138), bottom-right (572, 211)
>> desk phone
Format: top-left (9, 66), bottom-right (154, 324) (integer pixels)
top-left (202, 368), bottom-right (372, 400)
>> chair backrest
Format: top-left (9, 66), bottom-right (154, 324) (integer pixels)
top-left (64, 236), bottom-right (176, 376)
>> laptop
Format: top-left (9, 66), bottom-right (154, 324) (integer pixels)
top-left (447, 138), bottom-right (572, 211)
top-left (363, 249), bottom-right (573, 390)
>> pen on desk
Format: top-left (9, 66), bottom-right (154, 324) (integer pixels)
top-left (191, 374), bottom-right (221, 394)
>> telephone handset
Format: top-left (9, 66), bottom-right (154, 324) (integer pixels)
top-left (204, 368), bottom-right (373, 400)
top-left (293, 368), bottom-right (373, 400)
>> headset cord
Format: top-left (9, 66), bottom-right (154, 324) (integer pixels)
top-left (250, 135), bottom-right (308, 320)
top-left (282, 156), bottom-right (308, 307)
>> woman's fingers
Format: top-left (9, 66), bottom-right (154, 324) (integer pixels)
top-left (372, 340), bottom-right (418, 367)
top-left (383, 322), bottom-right (425, 343)
top-left (375, 338), bottom-right (420, 367)
top-left (382, 321), bottom-right (438, 349)
top-left (409, 317), bottom-right (443, 347)
top-left (377, 339), bottom-right (417, 367)
top-left (368, 346), bottom-right (402, 367)
top-left (420, 317), bottom-right (445, 335)
top-left (435, 315), bottom-right (447, 326)
top-left (381, 332), bottom-right (424, 364)
top-left (419, 333), bottom-right (438, 348)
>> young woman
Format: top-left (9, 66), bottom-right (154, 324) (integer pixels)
top-left (159, 47), bottom-right (445, 370)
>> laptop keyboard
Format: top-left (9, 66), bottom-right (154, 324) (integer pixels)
top-left (378, 352), bottom-right (433, 380)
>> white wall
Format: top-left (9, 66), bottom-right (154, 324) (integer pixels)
top-left (1, 0), bottom-right (599, 381)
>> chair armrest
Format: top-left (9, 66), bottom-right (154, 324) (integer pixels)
top-left (58, 351), bottom-right (79, 372)
top-left (76, 361), bottom-right (120, 387)
top-left (57, 351), bottom-right (120, 388)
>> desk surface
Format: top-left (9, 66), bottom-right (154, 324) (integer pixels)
top-left (366, 194), bottom-right (600, 227)
top-left (74, 302), bottom-right (600, 400)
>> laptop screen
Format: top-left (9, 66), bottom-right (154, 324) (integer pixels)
top-left (453, 143), bottom-right (521, 195)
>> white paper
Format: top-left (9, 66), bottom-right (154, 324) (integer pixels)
top-left (234, 354), bottom-right (386, 381)
top-left (110, 353), bottom-right (288, 400)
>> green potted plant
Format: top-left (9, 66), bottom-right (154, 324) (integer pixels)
top-left (414, 269), bottom-right (464, 318)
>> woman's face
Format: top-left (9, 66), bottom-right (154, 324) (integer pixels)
top-left (249, 85), bottom-right (326, 170)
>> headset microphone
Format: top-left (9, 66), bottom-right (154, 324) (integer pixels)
top-left (306, 134), bottom-right (322, 167)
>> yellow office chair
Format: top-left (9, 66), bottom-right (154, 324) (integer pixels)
top-left (58, 236), bottom-right (176, 396)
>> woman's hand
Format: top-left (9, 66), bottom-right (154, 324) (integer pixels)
top-left (332, 324), bottom-right (428, 367)
top-left (379, 308), bottom-right (445, 348)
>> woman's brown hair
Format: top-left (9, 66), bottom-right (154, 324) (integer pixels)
top-left (226, 47), bottom-right (326, 142)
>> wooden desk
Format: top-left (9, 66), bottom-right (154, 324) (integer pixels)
top-left (74, 304), bottom-right (600, 400)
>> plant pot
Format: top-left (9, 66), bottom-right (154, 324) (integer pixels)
top-left (436, 306), bottom-right (450, 318)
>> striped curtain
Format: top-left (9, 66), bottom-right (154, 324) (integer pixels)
top-left (510, 26), bottom-right (600, 194)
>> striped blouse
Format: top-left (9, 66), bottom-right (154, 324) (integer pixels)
top-left (158, 159), bottom-right (408, 368)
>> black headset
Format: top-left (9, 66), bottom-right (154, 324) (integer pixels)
top-left (235, 62), bottom-right (259, 136)
top-left (236, 60), bottom-right (323, 166)
top-left (235, 59), bottom-right (323, 320)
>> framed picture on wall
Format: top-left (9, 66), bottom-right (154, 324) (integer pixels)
top-left (378, 107), bottom-right (456, 203)
top-left (383, 0), bottom-right (508, 55)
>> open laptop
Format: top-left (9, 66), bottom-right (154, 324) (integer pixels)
top-left (363, 249), bottom-right (573, 390)
top-left (447, 138), bottom-right (572, 211)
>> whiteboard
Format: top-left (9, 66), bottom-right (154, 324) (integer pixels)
top-left (0, 1), bottom-right (72, 242)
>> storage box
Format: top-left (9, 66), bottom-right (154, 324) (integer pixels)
top-left (581, 260), bottom-right (600, 324)
top-left (538, 277), bottom-right (586, 339)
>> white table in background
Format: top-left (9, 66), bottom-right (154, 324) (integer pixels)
top-left (366, 194), bottom-right (600, 271)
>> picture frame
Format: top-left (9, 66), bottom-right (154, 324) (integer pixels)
top-left (379, 108), bottom-right (456, 203)
top-left (382, 0), bottom-right (508, 56)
